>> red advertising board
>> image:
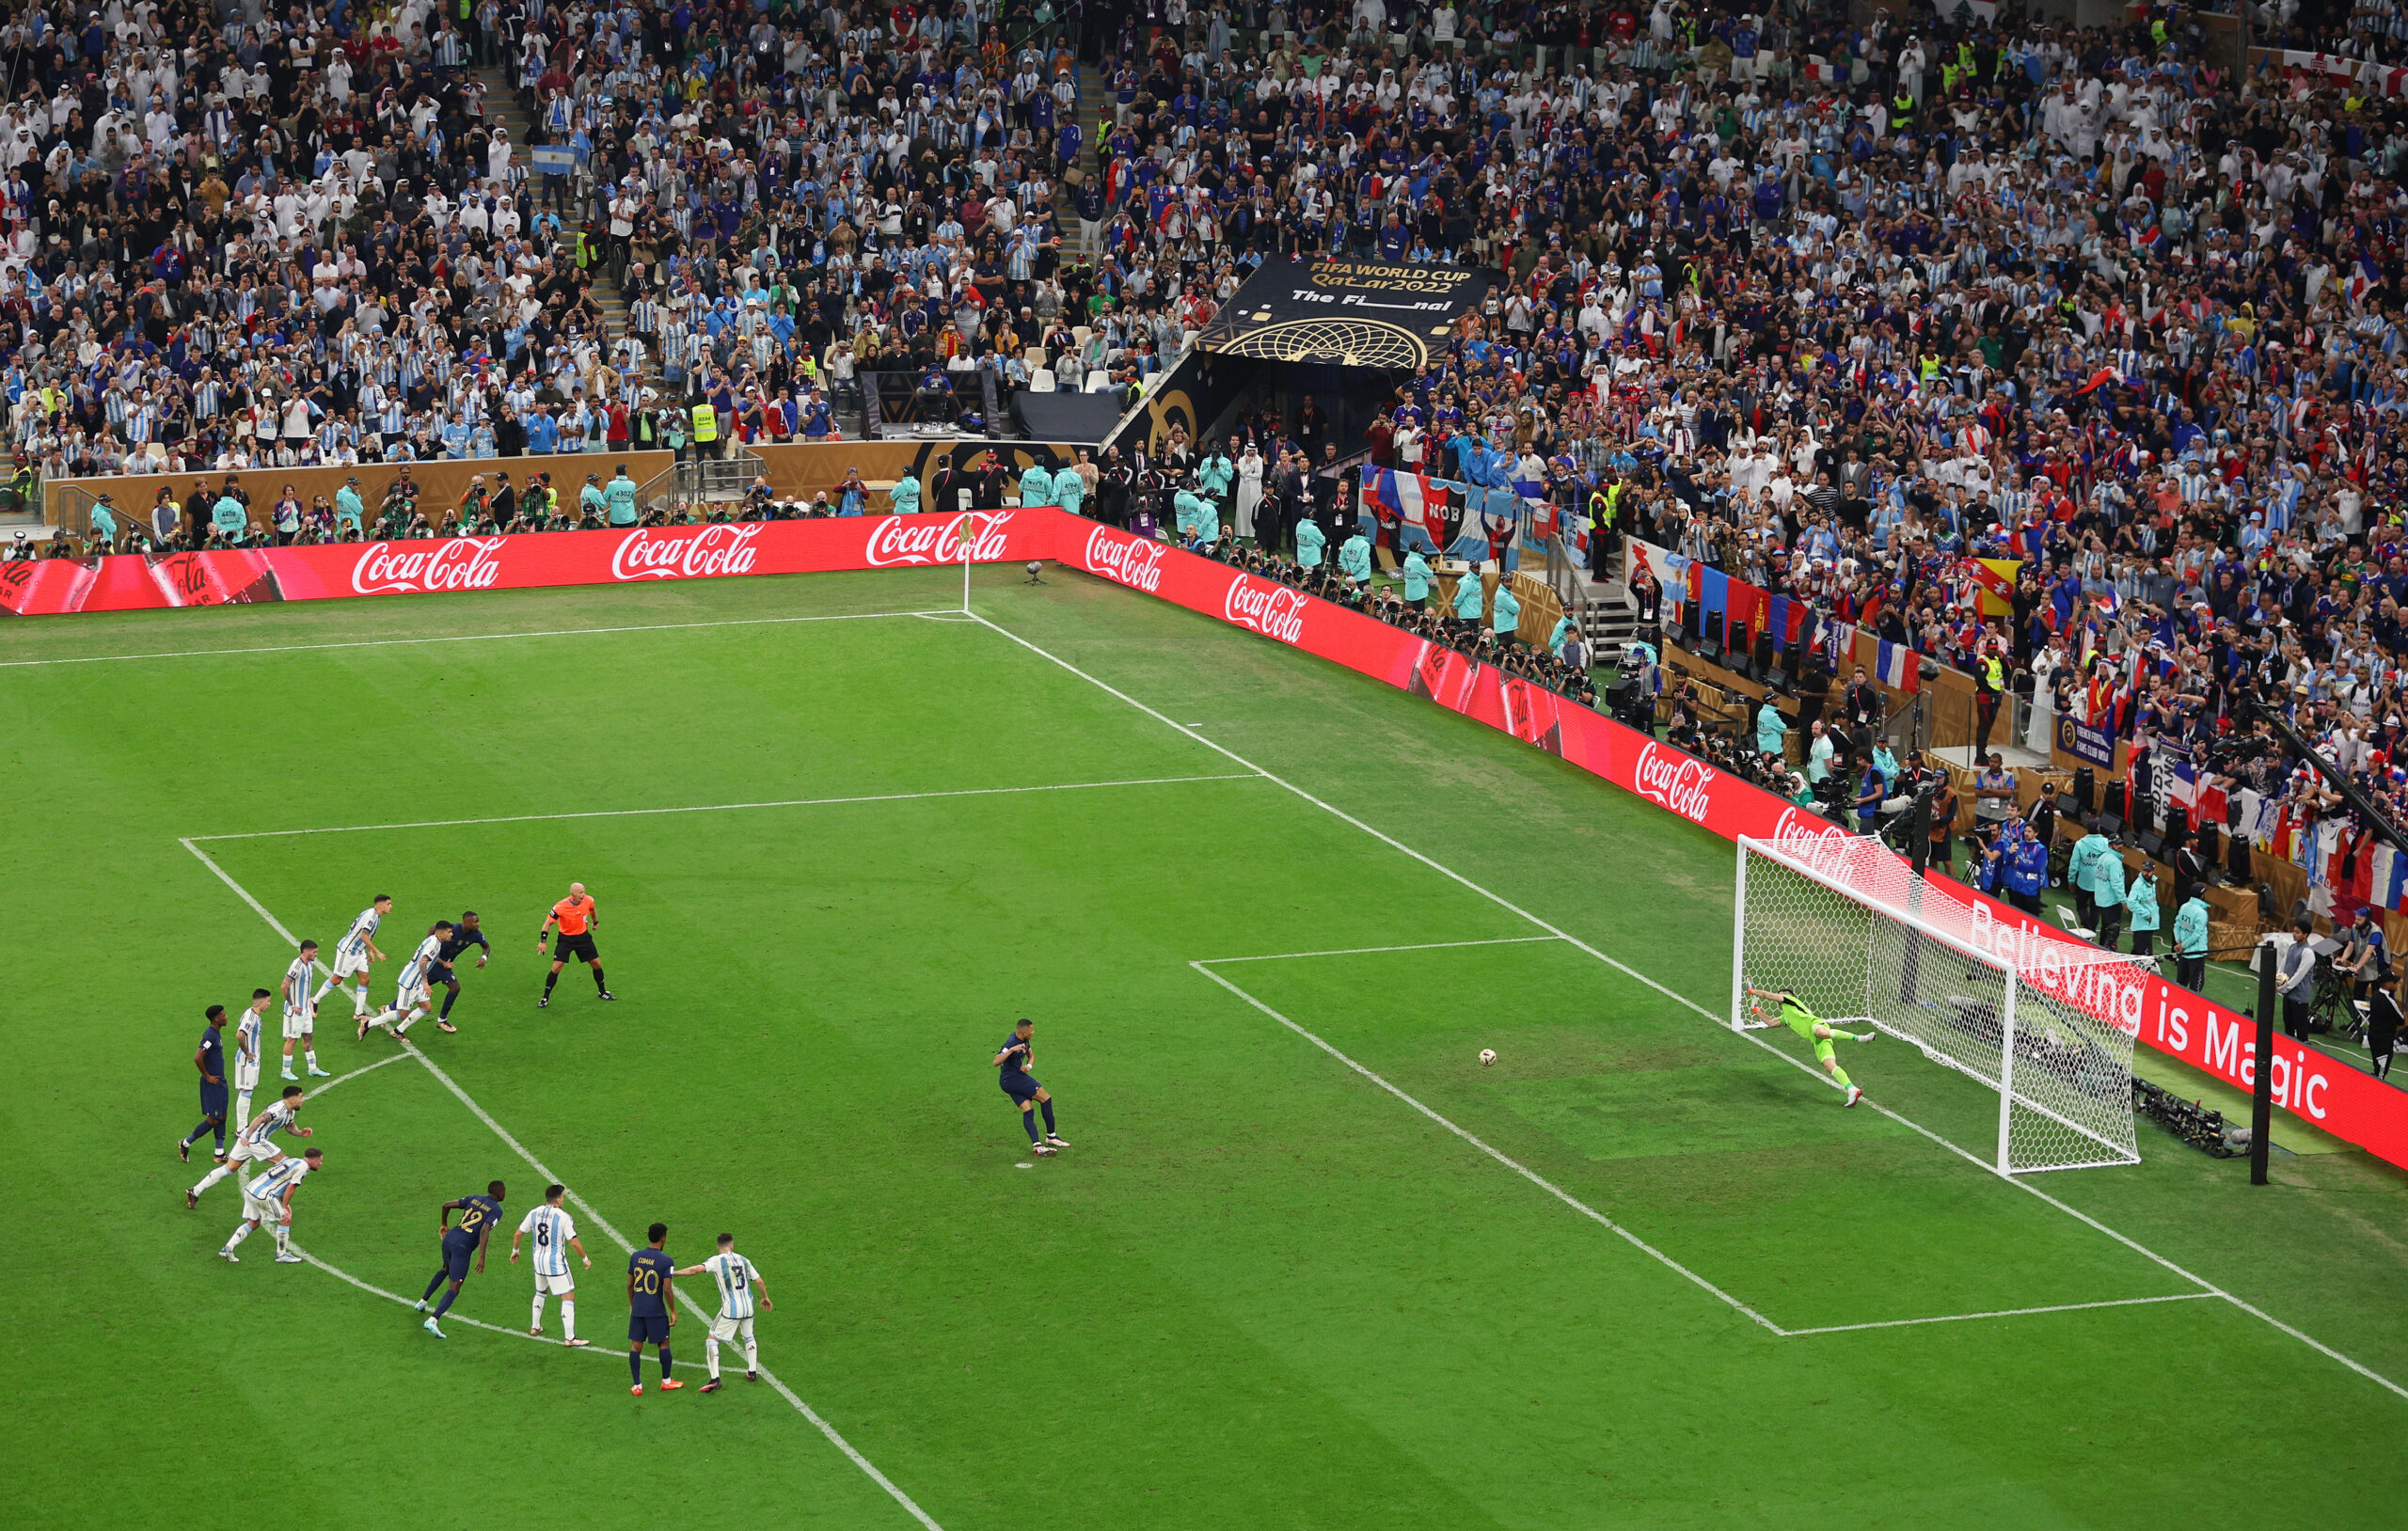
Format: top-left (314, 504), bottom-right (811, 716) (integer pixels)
top-left (0, 511), bottom-right (1040, 615)
top-left (9, 505), bottom-right (2402, 1167)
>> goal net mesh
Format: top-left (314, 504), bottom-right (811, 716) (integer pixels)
top-left (1735, 834), bottom-right (2144, 1175)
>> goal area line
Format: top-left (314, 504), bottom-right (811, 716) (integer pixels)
top-left (1190, 950), bottom-right (2194, 1340)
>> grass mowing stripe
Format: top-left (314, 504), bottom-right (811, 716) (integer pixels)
top-left (974, 604), bottom-right (2408, 1403)
top-left (189, 772), bottom-right (1267, 841)
top-left (0, 606), bottom-right (958, 668)
top-left (184, 851), bottom-right (954, 1531)
top-left (1191, 960), bottom-right (1790, 1335)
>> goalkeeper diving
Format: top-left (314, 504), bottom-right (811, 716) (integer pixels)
top-left (1745, 987), bottom-right (1877, 1108)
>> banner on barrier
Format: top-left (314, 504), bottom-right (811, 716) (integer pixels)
top-left (0, 513), bottom-right (1035, 615)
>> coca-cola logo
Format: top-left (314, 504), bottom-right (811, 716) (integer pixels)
top-left (1083, 524), bottom-right (1167, 592)
top-left (611, 522), bottom-right (763, 581)
top-left (1634, 741), bottom-right (1716, 824)
top-left (1223, 573), bottom-right (1307, 644)
top-left (1771, 805), bottom-right (1856, 872)
top-left (352, 538), bottom-right (508, 596)
top-left (863, 511), bottom-right (1013, 567)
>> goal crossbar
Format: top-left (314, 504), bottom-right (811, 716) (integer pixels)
top-left (1735, 833), bottom-right (2144, 1175)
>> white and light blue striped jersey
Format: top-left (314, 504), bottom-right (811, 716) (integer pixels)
top-left (237, 1098), bottom-right (298, 1151)
top-left (283, 955), bottom-right (315, 1017)
top-left (517, 1204), bottom-right (578, 1277)
top-left (232, 1009), bottom-right (261, 1068)
top-left (399, 933), bottom-right (442, 989)
top-left (339, 906), bottom-right (382, 958)
top-left (245, 1155), bottom-right (311, 1201)
top-left (702, 1250), bottom-right (761, 1318)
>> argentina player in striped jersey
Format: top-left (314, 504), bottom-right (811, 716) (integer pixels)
top-left (217, 1147), bottom-right (324, 1264)
top-left (365, 923), bottom-right (452, 1039)
top-left (316, 895), bottom-right (390, 1025)
top-left (509, 1184), bottom-right (594, 1346)
top-left (188, 1083), bottom-right (311, 1209)
top-left (228, 988), bottom-right (272, 1131)
top-left (673, 1234), bottom-right (773, 1393)
top-left (280, 940), bottom-right (329, 1080)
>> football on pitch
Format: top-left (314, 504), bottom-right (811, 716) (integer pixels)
top-left (1479, 1049), bottom-right (1497, 1066)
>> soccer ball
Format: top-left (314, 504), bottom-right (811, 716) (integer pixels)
top-left (1479, 1049), bottom-right (1497, 1066)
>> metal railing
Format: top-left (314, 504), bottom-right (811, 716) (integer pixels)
top-left (633, 445), bottom-right (765, 515)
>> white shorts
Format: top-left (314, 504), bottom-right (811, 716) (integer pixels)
top-left (332, 946), bottom-right (371, 979)
top-left (533, 1270), bottom-right (576, 1297)
top-left (232, 1063), bottom-right (261, 1093)
top-left (707, 1312), bottom-right (754, 1345)
top-left (227, 1142), bottom-right (279, 1173)
top-left (281, 1007), bottom-right (314, 1040)
top-left (395, 979), bottom-right (430, 1011)
top-left (241, 1192), bottom-right (286, 1226)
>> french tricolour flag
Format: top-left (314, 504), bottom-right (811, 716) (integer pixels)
top-left (1876, 639), bottom-right (1919, 693)
top-left (1366, 469), bottom-right (1440, 537)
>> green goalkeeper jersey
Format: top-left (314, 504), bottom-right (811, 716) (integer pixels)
top-left (1779, 996), bottom-right (1822, 1040)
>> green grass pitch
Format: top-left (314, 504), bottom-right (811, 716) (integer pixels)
top-left (5, 564), bottom-right (2406, 1529)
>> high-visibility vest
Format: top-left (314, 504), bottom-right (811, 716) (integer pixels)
top-left (1985, 655), bottom-right (2005, 691)
top-left (691, 402), bottom-right (718, 442)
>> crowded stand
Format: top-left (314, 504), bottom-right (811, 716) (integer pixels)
top-left (11, 0), bottom-right (2408, 930)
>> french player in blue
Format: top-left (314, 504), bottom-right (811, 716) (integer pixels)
top-left (417, 1180), bottom-right (506, 1338)
top-left (993, 1018), bottom-right (1069, 1158)
top-left (430, 911), bottom-right (492, 1032)
top-left (179, 1005), bottom-right (232, 1164)
top-left (627, 1223), bottom-right (684, 1396)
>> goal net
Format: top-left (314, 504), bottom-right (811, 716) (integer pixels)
top-left (1734, 833), bottom-right (2145, 1175)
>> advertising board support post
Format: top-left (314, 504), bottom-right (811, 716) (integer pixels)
top-left (2254, 936), bottom-right (2277, 1186)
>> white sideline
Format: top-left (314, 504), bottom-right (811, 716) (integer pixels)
top-left (189, 773), bottom-right (1266, 841)
top-left (182, 847), bottom-right (949, 1530)
top-left (0, 607), bottom-right (957, 668)
top-left (1194, 961), bottom-right (1788, 1335)
top-left (297, 1051), bottom-right (413, 1098)
top-left (971, 608), bottom-right (2408, 1404)
top-left (1781, 1292), bottom-right (2221, 1338)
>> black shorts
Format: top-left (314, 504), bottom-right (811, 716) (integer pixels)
top-left (440, 1238), bottom-right (475, 1282)
top-left (628, 1313), bottom-right (670, 1345)
top-left (1001, 1073), bottom-right (1041, 1102)
top-left (200, 1082), bottom-right (230, 1114)
top-left (428, 961), bottom-right (457, 985)
top-left (554, 932), bottom-right (598, 963)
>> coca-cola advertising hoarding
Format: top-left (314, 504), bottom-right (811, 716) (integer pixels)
top-left (1054, 518), bottom-right (2408, 1171)
top-left (0, 513), bottom-right (1039, 615)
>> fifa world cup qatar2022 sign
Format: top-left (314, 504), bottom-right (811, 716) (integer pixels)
top-left (9, 508), bottom-right (2406, 1170)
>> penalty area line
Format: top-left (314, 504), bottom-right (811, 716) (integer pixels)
top-left (186, 850), bottom-right (950, 1530)
top-left (973, 607), bottom-right (2408, 1405)
top-left (290, 1245), bottom-right (707, 1367)
top-left (187, 772), bottom-right (1268, 841)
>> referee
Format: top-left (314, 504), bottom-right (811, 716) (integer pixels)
top-left (537, 882), bottom-right (615, 1007)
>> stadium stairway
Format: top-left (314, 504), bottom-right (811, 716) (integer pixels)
top-left (477, 69), bottom-right (662, 404)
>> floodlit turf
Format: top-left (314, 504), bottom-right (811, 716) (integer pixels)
top-left (5, 564), bottom-right (2406, 1529)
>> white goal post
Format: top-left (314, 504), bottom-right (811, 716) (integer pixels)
top-left (1734, 833), bottom-right (2146, 1175)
